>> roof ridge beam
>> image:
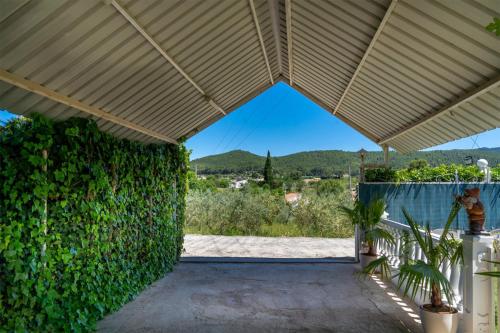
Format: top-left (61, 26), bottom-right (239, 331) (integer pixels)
top-left (333, 0), bottom-right (398, 114)
top-left (110, 0), bottom-right (226, 115)
top-left (0, 68), bottom-right (177, 144)
top-left (249, 0), bottom-right (274, 84)
top-left (285, 0), bottom-right (294, 86)
top-left (378, 74), bottom-right (500, 145)
top-left (267, 0), bottom-right (282, 76)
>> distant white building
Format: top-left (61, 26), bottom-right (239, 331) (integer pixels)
top-left (230, 179), bottom-right (248, 189)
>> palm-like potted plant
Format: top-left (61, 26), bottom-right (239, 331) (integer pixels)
top-left (363, 201), bottom-right (463, 333)
top-left (340, 198), bottom-right (394, 269)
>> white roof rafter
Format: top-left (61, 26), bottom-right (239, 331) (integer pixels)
top-left (285, 0), bottom-right (294, 86)
top-left (0, 69), bottom-right (177, 144)
top-left (0, 0), bottom-right (498, 151)
top-left (333, 0), bottom-right (398, 115)
top-left (267, 0), bottom-right (282, 75)
top-left (249, 0), bottom-right (274, 84)
top-left (110, 0), bottom-right (226, 116)
top-left (379, 74), bottom-right (500, 145)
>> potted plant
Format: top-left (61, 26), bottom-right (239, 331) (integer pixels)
top-left (340, 198), bottom-right (394, 269)
top-left (363, 201), bottom-right (463, 333)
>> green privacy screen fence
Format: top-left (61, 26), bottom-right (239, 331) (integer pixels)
top-left (0, 115), bottom-right (189, 332)
top-left (359, 183), bottom-right (500, 231)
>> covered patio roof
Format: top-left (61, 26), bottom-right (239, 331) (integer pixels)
top-left (0, 0), bottom-right (499, 152)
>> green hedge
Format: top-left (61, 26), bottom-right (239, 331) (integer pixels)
top-left (363, 167), bottom-right (396, 182)
top-left (0, 115), bottom-right (188, 332)
top-left (365, 164), bottom-right (499, 183)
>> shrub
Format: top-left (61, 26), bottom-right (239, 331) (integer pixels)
top-left (364, 167), bottom-right (396, 182)
top-left (186, 186), bottom-right (354, 238)
top-left (293, 192), bottom-right (353, 238)
top-left (395, 164), bottom-right (482, 182)
top-left (314, 179), bottom-right (345, 196)
top-left (491, 166), bottom-right (500, 182)
top-left (408, 159), bottom-right (429, 170)
top-left (0, 115), bottom-right (188, 332)
top-left (186, 189), bottom-right (286, 235)
top-left (365, 164), bottom-right (491, 183)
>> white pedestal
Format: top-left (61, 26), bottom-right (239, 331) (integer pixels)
top-left (460, 234), bottom-right (494, 333)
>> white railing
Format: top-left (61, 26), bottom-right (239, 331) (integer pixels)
top-left (378, 218), bottom-right (464, 310)
top-left (371, 219), bottom-right (500, 331)
top-left (491, 240), bottom-right (500, 333)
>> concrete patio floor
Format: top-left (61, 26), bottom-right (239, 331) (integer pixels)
top-left (182, 235), bottom-right (355, 259)
top-left (97, 263), bottom-right (422, 333)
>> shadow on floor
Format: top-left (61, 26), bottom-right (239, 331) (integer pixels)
top-left (98, 263), bottom-right (422, 333)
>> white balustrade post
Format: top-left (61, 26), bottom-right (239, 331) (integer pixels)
top-left (393, 231), bottom-right (401, 267)
top-left (414, 243), bottom-right (421, 261)
top-left (355, 225), bottom-right (360, 262)
top-left (459, 234), bottom-right (494, 333)
top-left (449, 262), bottom-right (462, 309)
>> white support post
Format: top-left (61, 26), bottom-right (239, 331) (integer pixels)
top-left (383, 144), bottom-right (389, 167)
top-left (460, 234), bottom-right (495, 333)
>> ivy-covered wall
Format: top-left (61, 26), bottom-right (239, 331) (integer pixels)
top-left (0, 115), bottom-right (189, 332)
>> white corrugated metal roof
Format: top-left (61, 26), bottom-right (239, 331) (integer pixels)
top-left (0, 0), bottom-right (498, 152)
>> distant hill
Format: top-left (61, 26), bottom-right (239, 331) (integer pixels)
top-left (191, 148), bottom-right (500, 177)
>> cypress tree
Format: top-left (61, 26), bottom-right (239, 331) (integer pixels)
top-left (263, 150), bottom-right (273, 186)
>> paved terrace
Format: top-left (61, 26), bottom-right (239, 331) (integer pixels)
top-left (182, 235), bottom-right (355, 259)
top-left (98, 235), bottom-right (422, 333)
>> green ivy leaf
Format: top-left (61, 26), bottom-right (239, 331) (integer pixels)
top-left (1, 114), bottom-right (188, 331)
top-left (486, 17), bottom-right (500, 36)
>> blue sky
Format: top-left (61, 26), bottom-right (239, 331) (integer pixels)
top-left (2, 82), bottom-right (499, 159)
top-left (186, 82), bottom-right (500, 159)
top-left (0, 110), bottom-right (13, 125)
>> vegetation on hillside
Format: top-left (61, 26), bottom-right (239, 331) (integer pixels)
top-left (185, 179), bottom-right (354, 238)
top-left (192, 148), bottom-right (500, 177)
top-left (186, 147), bottom-right (499, 239)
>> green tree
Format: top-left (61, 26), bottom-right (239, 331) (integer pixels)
top-left (263, 150), bottom-right (273, 186)
top-left (408, 159), bottom-right (429, 170)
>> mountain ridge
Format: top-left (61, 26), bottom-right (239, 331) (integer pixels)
top-left (191, 148), bottom-right (500, 176)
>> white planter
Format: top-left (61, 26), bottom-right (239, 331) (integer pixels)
top-left (359, 253), bottom-right (378, 270)
top-left (420, 306), bottom-right (458, 333)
